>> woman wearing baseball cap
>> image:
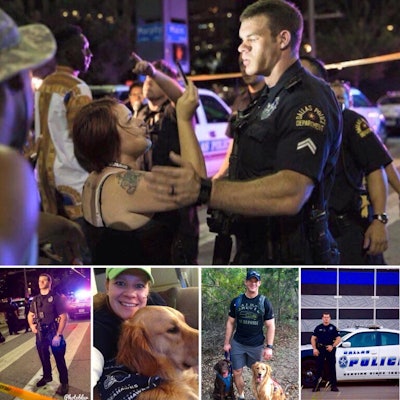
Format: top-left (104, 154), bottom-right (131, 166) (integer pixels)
top-left (92, 268), bottom-right (164, 394)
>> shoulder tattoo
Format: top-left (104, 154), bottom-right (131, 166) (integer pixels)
top-left (116, 170), bottom-right (144, 195)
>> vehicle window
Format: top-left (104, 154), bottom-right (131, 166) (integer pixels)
top-left (346, 332), bottom-right (378, 347)
top-left (380, 332), bottom-right (399, 346)
top-left (380, 96), bottom-right (400, 105)
top-left (200, 94), bottom-right (229, 123)
top-left (92, 90), bottom-right (128, 101)
top-left (352, 92), bottom-right (373, 108)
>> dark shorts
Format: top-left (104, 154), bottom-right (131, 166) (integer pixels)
top-left (230, 338), bottom-right (263, 370)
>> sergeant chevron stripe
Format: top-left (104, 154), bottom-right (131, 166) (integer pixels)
top-left (297, 138), bottom-right (316, 154)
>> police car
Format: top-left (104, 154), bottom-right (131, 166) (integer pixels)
top-left (301, 326), bottom-right (400, 387)
top-left (377, 91), bottom-right (400, 135)
top-left (67, 290), bottom-right (91, 319)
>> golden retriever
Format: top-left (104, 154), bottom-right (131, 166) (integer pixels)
top-left (116, 306), bottom-right (199, 400)
top-left (251, 362), bottom-right (285, 400)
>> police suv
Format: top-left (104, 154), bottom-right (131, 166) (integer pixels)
top-left (301, 326), bottom-right (400, 387)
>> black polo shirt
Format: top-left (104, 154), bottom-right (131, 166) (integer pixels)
top-left (30, 291), bottom-right (67, 324)
top-left (312, 323), bottom-right (339, 346)
top-left (329, 108), bottom-right (392, 213)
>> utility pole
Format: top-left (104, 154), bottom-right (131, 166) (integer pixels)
top-left (305, 0), bottom-right (343, 57)
top-left (24, 268), bottom-right (28, 298)
top-left (307, 0), bottom-right (316, 57)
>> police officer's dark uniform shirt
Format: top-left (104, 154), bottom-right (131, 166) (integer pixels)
top-left (312, 323), bottom-right (339, 347)
top-left (232, 61), bottom-right (342, 264)
top-left (30, 291), bottom-right (67, 326)
top-left (329, 108), bottom-right (392, 214)
top-left (228, 294), bottom-right (274, 347)
top-left (226, 84), bottom-right (266, 139)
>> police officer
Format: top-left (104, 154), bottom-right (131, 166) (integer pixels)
top-left (299, 56), bottom-right (391, 265)
top-left (328, 80), bottom-right (390, 264)
top-left (144, 0), bottom-right (342, 265)
top-left (28, 273), bottom-right (69, 396)
top-left (5, 297), bottom-right (19, 335)
top-left (311, 312), bottom-right (341, 392)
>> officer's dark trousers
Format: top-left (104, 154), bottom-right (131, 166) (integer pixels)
top-left (7, 316), bottom-right (19, 334)
top-left (315, 347), bottom-right (337, 386)
top-left (36, 335), bottom-right (68, 384)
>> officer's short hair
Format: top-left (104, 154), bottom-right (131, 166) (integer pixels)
top-left (39, 273), bottom-right (53, 285)
top-left (322, 312), bottom-right (331, 317)
top-left (240, 0), bottom-right (303, 54)
top-left (300, 55), bottom-right (328, 81)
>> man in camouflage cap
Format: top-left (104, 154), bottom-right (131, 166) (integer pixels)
top-left (0, 8), bottom-right (56, 264)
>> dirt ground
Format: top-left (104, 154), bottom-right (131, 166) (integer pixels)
top-left (201, 322), bottom-right (299, 400)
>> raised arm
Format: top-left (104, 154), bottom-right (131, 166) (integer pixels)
top-left (131, 52), bottom-right (183, 103)
top-left (175, 80), bottom-right (206, 178)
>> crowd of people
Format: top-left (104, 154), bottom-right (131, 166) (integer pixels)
top-left (1, 0), bottom-right (399, 266)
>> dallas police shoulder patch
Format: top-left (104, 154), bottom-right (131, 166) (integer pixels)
top-left (295, 105), bottom-right (326, 132)
top-left (355, 117), bottom-right (372, 138)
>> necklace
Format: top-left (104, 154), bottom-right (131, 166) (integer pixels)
top-left (108, 161), bottom-right (131, 170)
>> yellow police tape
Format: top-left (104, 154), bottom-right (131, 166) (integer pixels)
top-left (0, 382), bottom-right (54, 400)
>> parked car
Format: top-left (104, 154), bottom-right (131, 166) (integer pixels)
top-left (350, 87), bottom-right (387, 143)
top-left (89, 85), bottom-right (231, 176)
top-left (8, 297), bottom-right (31, 331)
top-left (90, 84), bottom-right (131, 103)
top-left (12, 298), bottom-right (30, 320)
top-left (301, 326), bottom-right (400, 388)
top-left (377, 91), bottom-right (400, 135)
top-left (67, 290), bottom-right (91, 319)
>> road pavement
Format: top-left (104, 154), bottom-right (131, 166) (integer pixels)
top-left (0, 318), bottom-right (90, 400)
top-left (301, 381), bottom-right (399, 400)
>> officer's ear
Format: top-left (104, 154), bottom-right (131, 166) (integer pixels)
top-left (278, 30), bottom-right (291, 51)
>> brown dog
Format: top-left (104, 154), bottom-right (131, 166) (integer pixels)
top-left (116, 306), bottom-right (199, 400)
top-left (251, 362), bottom-right (285, 400)
top-left (212, 359), bottom-right (235, 399)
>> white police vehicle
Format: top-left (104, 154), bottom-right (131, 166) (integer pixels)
top-left (377, 91), bottom-right (400, 135)
top-left (67, 289), bottom-right (91, 319)
top-left (301, 326), bottom-right (400, 388)
top-left (90, 85), bottom-right (231, 176)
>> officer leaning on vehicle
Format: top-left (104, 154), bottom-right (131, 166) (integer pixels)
top-left (311, 312), bottom-right (341, 392)
top-left (27, 273), bottom-right (69, 396)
